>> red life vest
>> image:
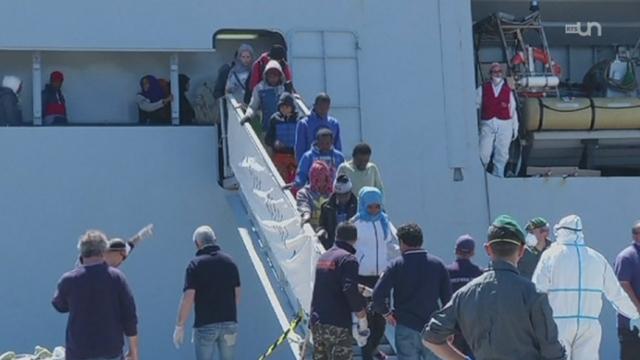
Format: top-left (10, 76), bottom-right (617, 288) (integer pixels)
top-left (46, 103), bottom-right (66, 116)
top-left (481, 81), bottom-right (512, 120)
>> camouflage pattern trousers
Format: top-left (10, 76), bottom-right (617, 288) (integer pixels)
top-left (312, 323), bottom-right (353, 360)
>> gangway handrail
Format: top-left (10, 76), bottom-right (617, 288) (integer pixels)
top-left (221, 94), bottom-right (325, 358)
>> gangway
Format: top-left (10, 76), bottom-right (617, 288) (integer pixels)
top-left (219, 94), bottom-right (398, 359)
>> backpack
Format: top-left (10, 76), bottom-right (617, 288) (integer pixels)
top-left (193, 82), bottom-right (218, 124)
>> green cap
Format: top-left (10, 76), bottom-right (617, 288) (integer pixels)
top-left (526, 217), bottom-right (549, 231)
top-left (488, 215), bottom-right (525, 245)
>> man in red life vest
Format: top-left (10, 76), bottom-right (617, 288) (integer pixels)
top-left (476, 63), bottom-right (518, 177)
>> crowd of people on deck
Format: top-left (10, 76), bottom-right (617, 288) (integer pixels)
top-left (42, 42), bottom-right (640, 360)
top-left (0, 71), bottom-right (199, 125)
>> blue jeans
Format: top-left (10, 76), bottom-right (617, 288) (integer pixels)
top-left (395, 324), bottom-right (438, 360)
top-left (194, 322), bottom-right (238, 360)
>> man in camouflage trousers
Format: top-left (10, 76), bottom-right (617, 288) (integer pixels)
top-left (310, 223), bottom-right (370, 359)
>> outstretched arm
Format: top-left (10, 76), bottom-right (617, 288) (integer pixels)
top-left (604, 260), bottom-right (640, 320)
top-left (128, 224), bottom-right (154, 248)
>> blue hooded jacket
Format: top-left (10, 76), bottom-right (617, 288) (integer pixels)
top-left (295, 110), bottom-right (342, 162)
top-left (294, 144), bottom-right (345, 188)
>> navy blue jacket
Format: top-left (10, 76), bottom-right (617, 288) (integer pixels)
top-left (446, 258), bottom-right (484, 294)
top-left (52, 262), bottom-right (138, 360)
top-left (372, 249), bottom-right (452, 332)
top-left (311, 241), bottom-right (366, 329)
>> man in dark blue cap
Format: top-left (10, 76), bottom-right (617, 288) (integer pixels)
top-left (445, 234), bottom-right (484, 358)
top-left (446, 235), bottom-right (484, 294)
top-left (422, 215), bottom-right (566, 360)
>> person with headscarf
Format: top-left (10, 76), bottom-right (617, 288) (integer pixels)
top-left (0, 75), bottom-right (23, 125)
top-left (351, 186), bottom-right (398, 360)
top-left (225, 44), bottom-right (254, 104)
top-left (137, 75), bottom-right (172, 124)
top-left (240, 60), bottom-right (286, 137)
top-left (532, 215), bottom-right (640, 360)
top-left (178, 74), bottom-right (195, 124)
top-left (41, 71), bottom-right (68, 125)
top-left (296, 160), bottom-right (333, 229)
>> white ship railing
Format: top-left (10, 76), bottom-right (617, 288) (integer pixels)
top-left (221, 95), bottom-right (323, 355)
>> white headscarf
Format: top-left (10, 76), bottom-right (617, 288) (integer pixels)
top-left (2, 75), bottom-right (22, 94)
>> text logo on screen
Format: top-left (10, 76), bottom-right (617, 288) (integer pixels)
top-left (565, 22), bottom-right (602, 37)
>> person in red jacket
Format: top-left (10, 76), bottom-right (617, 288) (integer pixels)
top-left (42, 71), bottom-right (68, 125)
top-left (246, 44), bottom-right (293, 100)
top-left (476, 63), bottom-right (519, 178)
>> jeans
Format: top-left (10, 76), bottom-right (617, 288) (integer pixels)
top-left (194, 321), bottom-right (238, 360)
top-left (395, 324), bottom-right (438, 360)
top-left (619, 327), bottom-right (640, 360)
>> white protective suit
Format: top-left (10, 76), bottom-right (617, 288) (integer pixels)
top-left (476, 79), bottom-right (518, 178)
top-left (532, 215), bottom-right (640, 360)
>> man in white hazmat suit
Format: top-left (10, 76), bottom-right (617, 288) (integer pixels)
top-left (532, 214), bottom-right (640, 359)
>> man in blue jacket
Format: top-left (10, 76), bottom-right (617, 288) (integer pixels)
top-left (373, 223), bottom-right (452, 360)
top-left (295, 93), bottom-right (342, 161)
top-left (294, 128), bottom-right (345, 189)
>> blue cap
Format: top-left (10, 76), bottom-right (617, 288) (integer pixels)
top-left (455, 234), bottom-right (475, 253)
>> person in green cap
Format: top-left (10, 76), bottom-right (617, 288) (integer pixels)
top-left (421, 215), bottom-right (566, 360)
top-left (518, 217), bottom-right (552, 280)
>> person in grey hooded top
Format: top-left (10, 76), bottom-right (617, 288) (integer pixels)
top-left (0, 75), bottom-right (23, 125)
top-left (225, 43), bottom-right (254, 104)
top-left (240, 60), bottom-right (286, 134)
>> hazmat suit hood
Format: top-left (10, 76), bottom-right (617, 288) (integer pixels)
top-left (262, 60), bottom-right (285, 86)
top-left (554, 214), bottom-right (585, 245)
top-left (2, 75), bottom-right (22, 94)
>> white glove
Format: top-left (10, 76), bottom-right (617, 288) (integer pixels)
top-left (512, 118), bottom-right (519, 141)
top-left (352, 317), bottom-right (370, 347)
top-left (630, 318), bottom-right (640, 338)
top-left (173, 325), bottom-right (185, 349)
top-left (137, 224), bottom-right (154, 240)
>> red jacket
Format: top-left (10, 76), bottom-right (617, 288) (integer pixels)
top-left (481, 81), bottom-right (512, 120)
top-left (248, 52), bottom-right (293, 92)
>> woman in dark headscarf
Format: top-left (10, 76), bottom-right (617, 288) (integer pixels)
top-left (178, 74), bottom-right (195, 124)
top-left (137, 75), bottom-right (172, 124)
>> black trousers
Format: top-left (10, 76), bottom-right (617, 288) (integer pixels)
top-left (619, 327), bottom-right (640, 360)
top-left (359, 275), bottom-right (387, 360)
